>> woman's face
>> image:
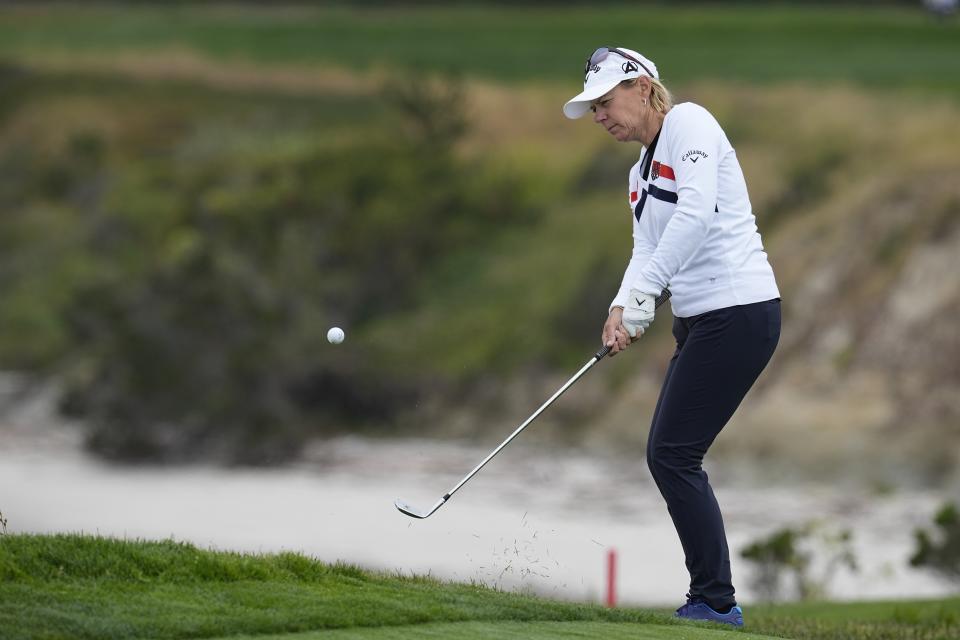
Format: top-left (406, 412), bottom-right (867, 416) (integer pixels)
top-left (591, 82), bottom-right (644, 143)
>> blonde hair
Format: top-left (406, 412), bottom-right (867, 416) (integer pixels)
top-left (622, 77), bottom-right (673, 113)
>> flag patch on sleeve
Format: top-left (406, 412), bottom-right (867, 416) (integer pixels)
top-left (651, 161), bottom-right (675, 181)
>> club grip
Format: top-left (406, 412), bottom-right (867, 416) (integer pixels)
top-left (594, 288), bottom-right (672, 360)
top-left (653, 289), bottom-right (672, 309)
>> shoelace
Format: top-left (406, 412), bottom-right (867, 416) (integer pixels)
top-left (676, 594), bottom-right (733, 618)
top-left (675, 596), bottom-right (703, 616)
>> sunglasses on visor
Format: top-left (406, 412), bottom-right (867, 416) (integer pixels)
top-left (584, 47), bottom-right (655, 79)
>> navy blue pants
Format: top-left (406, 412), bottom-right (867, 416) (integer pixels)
top-left (646, 299), bottom-right (781, 610)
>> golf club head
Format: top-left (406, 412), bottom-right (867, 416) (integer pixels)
top-left (394, 496), bottom-right (447, 519)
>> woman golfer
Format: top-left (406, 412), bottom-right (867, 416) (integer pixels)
top-left (564, 47), bottom-right (781, 627)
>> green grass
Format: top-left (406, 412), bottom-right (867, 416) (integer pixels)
top-left (2, 534), bottom-right (959, 639)
top-left (214, 620), bottom-right (759, 639)
top-left (748, 599), bottom-right (960, 640)
top-left (1, 4), bottom-right (959, 94)
top-left (0, 533), bottom-right (757, 640)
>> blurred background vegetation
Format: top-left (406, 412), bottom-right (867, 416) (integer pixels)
top-left (1, 2), bottom-right (959, 475)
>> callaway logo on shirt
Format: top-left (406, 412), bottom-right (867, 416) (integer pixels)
top-left (682, 149), bottom-right (709, 163)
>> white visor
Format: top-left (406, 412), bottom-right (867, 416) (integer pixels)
top-left (563, 47), bottom-right (659, 119)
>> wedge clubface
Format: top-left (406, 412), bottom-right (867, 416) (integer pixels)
top-left (394, 289), bottom-right (672, 519)
top-left (394, 496), bottom-right (449, 519)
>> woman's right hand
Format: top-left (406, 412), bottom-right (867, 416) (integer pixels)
top-left (602, 306), bottom-right (630, 357)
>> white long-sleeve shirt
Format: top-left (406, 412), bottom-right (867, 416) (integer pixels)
top-left (611, 102), bottom-right (780, 318)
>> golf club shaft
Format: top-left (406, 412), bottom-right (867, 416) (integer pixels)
top-left (443, 356), bottom-right (598, 501)
top-left (440, 288), bottom-right (673, 503)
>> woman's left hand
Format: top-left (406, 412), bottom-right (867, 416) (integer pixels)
top-left (623, 289), bottom-right (657, 339)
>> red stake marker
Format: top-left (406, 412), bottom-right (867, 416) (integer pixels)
top-left (606, 548), bottom-right (617, 608)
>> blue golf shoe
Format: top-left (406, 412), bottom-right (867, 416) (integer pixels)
top-left (675, 597), bottom-right (744, 627)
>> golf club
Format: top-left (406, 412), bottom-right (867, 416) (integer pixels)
top-left (394, 289), bottom-right (672, 519)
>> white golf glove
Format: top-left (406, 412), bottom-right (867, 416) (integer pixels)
top-left (622, 289), bottom-right (657, 338)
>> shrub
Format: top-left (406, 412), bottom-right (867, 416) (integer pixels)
top-left (43, 75), bottom-right (539, 464)
top-left (910, 502), bottom-right (960, 582)
top-left (741, 522), bottom-right (857, 602)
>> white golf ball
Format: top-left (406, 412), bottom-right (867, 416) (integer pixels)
top-left (327, 327), bottom-right (345, 344)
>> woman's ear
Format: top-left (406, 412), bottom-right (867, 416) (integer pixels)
top-left (635, 75), bottom-right (653, 98)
